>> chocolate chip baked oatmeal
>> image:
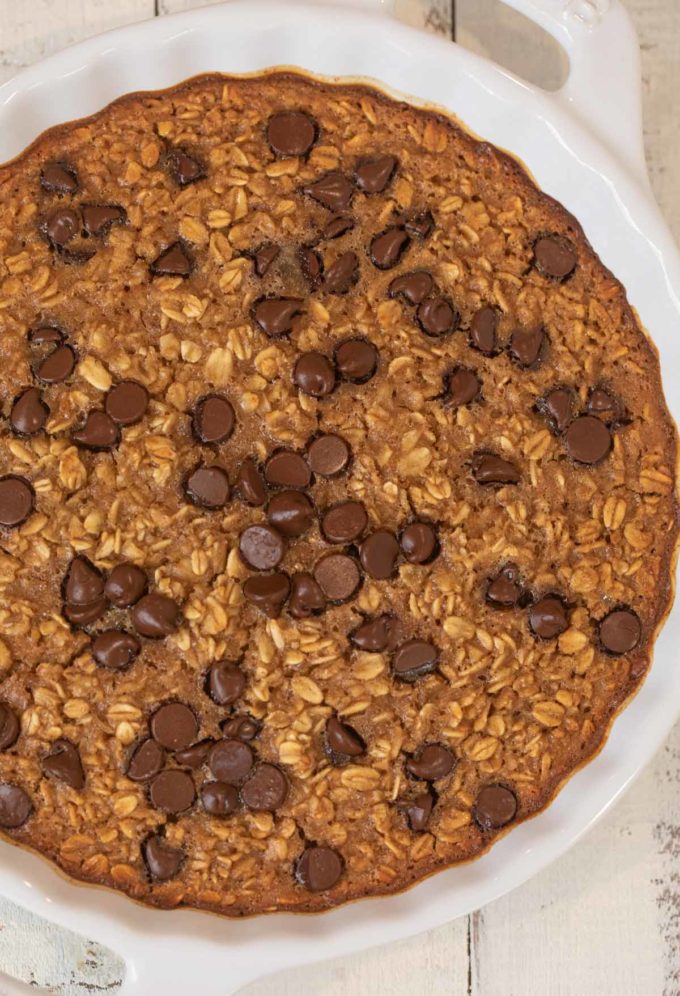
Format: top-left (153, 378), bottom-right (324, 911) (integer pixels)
top-left (0, 71), bottom-right (676, 915)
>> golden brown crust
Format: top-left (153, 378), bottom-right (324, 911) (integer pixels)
top-left (0, 71), bottom-right (676, 916)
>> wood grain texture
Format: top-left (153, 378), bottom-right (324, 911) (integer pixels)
top-left (0, 1), bottom-right (678, 994)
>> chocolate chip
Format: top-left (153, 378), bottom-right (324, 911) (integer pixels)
top-left (42, 739), bottom-right (85, 790)
top-left (325, 716), bottom-right (364, 764)
top-left (369, 227), bottom-right (410, 270)
top-left (243, 573), bottom-right (290, 617)
top-left (64, 556), bottom-right (104, 606)
top-left (303, 171), bottom-right (353, 211)
top-left (105, 381), bottom-right (149, 426)
top-left (472, 452), bottom-right (520, 486)
top-left (265, 449), bottom-right (311, 489)
top-left (416, 297), bottom-right (459, 337)
top-left (445, 367), bottom-right (480, 406)
top-left (165, 148), bottom-right (206, 186)
top-left (401, 789), bottom-right (435, 832)
top-left (529, 595), bottom-right (569, 639)
top-left (474, 784), bottom-right (518, 830)
top-left (359, 529), bottom-right (400, 579)
top-left (334, 338), bottom-right (378, 383)
top-left (267, 110), bottom-right (317, 156)
top-left (537, 386), bottom-right (574, 433)
top-left (150, 241), bottom-right (194, 277)
top-left (34, 344), bottom-right (76, 383)
top-left (564, 415), bottom-right (612, 465)
top-left (201, 781), bottom-right (239, 816)
top-left (0, 704), bottom-right (19, 750)
top-left (149, 769), bottom-right (196, 813)
top-left (307, 434), bottom-right (350, 476)
top-left (241, 763), bottom-right (289, 811)
top-left (533, 234), bottom-right (577, 281)
top-left (599, 608), bottom-right (641, 655)
top-left (252, 296), bottom-right (303, 337)
top-left (249, 242), bottom-right (280, 278)
top-left (58, 247), bottom-right (96, 266)
top-left (322, 501), bottom-right (368, 544)
top-left (355, 154), bottom-right (397, 193)
top-left (209, 739), bottom-right (254, 784)
top-left (221, 716), bottom-right (261, 741)
top-left (239, 524), bottom-right (286, 571)
top-left (350, 614), bottom-right (399, 652)
top-left (183, 465), bottom-right (231, 509)
top-left (486, 563), bottom-right (524, 608)
top-left (300, 246), bottom-right (323, 286)
top-left (81, 204), bottom-right (126, 237)
top-left (175, 740), bottom-right (213, 768)
top-left (105, 563), bottom-right (147, 607)
top-left (469, 305), bottom-right (499, 354)
top-left (509, 326), bottom-right (545, 368)
top-left (587, 387), bottom-right (623, 423)
top-left (126, 739), bottom-right (165, 782)
top-left (150, 703), bottom-right (198, 750)
top-left (392, 639), bottom-right (438, 681)
top-left (131, 593), bottom-right (181, 639)
top-left (400, 522), bottom-right (438, 564)
top-left (293, 351), bottom-right (336, 397)
top-left (389, 270), bottom-right (434, 305)
top-left (64, 598), bottom-right (108, 628)
top-left (323, 215), bottom-right (354, 240)
top-left (407, 744), bottom-right (455, 781)
top-left (40, 162), bottom-right (78, 194)
top-left (267, 490), bottom-right (315, 538)
top-left (143, 835), bottom-right (184, 881)
top-left (207, 660), bottom-right (246, 706)
top-left (10, 388), bottom-right (49, 435)
top-left (314, 553), bottom-right (361, 602)
top-left (323, 251), bottom-right (359, 294)
top-left (288, 572), bottom-right (326, 618)
top-left (28, 326), bottom-right (63, 346)
top-left (44, 207), bottom-right (80, 246)
top-left (0, 784), bottom-right (32, 828)
top-left (236, 457), bottom-right (268, 505)
top-left (295, 845), bottom-right (344, 891)
top-left (403, 210), bottom-right (434, 239)
top-left (92, 630), bottom-right (141, 670)
top-left (71, 411), bottom-right (120, 450)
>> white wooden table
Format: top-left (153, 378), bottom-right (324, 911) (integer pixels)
top-left (0, 2), bottom-right (678, 993)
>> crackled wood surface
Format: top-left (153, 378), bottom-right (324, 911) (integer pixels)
top-left (0, 1), bottom-right (677, 994)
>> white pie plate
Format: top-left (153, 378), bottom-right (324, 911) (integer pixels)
top-left (0, 1), bottom-right (679, 993)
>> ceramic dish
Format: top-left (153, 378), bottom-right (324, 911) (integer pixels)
top-left (0, 1), bottom-right (678, 993)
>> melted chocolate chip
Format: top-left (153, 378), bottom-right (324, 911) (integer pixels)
top-left (334, 338), bottom-right (378, 383)
top-left (267, 490), bottom-right (315, 538)
top-left (403, 210), bottom-right (434, 239)
top-left (240, 763), bottom-right (288, 811)
top-left (300, 246), bottom-right (323, 286)
top-left (359, 529), bottom-right (400, 580)
top-left (209, 739), bottom-right (254, 784)
top-left (564, 415), bottom-right (612, 465)
top-left (401, 789), bottom-right (435, 832)
top-left (288, 572), bottom-right (326, 618)
top-left (131, 593), bottom-right (181, 639)
top-left (533, 234), bottom-right (577, 281)
top-left (323, 215), bottom-right (354, 240)
top-left (236, 457), bottom-right (268, 505)
top-left (354, 154), bottom-right (397, 193)
top-left (10, 388), bottom-right (49, 436)
top-left (529, 595), bottom-right (569, 640)
top-left (221, 716), bottom-right (261, 741)
top-left (150, 703), bottom-right (198, 750)
top-left (105, 381), bottom-right (149, 426)
top-left (243, 573), bottom-right (290, 617)
top-left (183, 465), bottom-right (231, 509)
top-left (486, 563), bottom-right (524, 608)
top-left (472, 452), bottom-right (520, 486)
top-left (389, 270), bottom-right (434, 305)
top-left (149, 770), bottom-right (195, 813)
top-left (474, 784), bottom-right (518, 830)
top-left (538, 386), bottom-right (574, 434)
top-left (105, 563), bottom-right (147, 608)
top-left (81, 204), bottom-right (126, 237)
top-left (599, 608), bottom-right (641, 655)
top-left (252, 242), bottom-right (280, 277)
top-left (150, 241), bottom-right (194, 277)
top-left (392, 639), bottom-right (438, 682)
top-left (406, 744), bottom-right (455, 781)
top-left (44, 207), bottom-right (80, 246)
top-left (71, 411), bottom-right (120, 451)
top-left (587, 387), bottom-right (624, 423)
top-left (42, 739), bottom-right (85, 790)
top-left (295, 846), bottom-right (344, 891)
top-left (445, 367), bottom-right (480, 406)
top-left (293, 351), bottom-right (336, 397)
top-left (165, 148), bottom-right (206, 187)
top-left (369, 227), bottom-right (410, 270)
top-left (469, 306), bottom-right (499, 355)
top-left (321, 501), bottom-right (368, 545)
top-left (239, 524), bottom-right (286, 571)
top-left (509, 327), bottom-right (545, 368)
top-left (201, 781), bottom-right (239, 816)
top-left (303, 171), bottom-right (353, 211)
top-left (400, 522), bottom-right (438, 564)
top-left (143, 835), bottom-right (184, 881)
top-left (34, 344), bottom-right (76, 383)
top-left (64, 597), bottom-right (108, 628)
top-left (350, 614), bottom-right (399, 652)
top-left (323, 251), bottom-right (359, 294)
top-left (0, 475), bottom-right (35, 528)
top-left (175, 740), bottom-right (213, 768)
top-left (207, 661), bottom-right (246, 706)
top-left (126, 739), bottom-right (165, 782)
top-left (416, 297), bottom-right (458, 337)
top-left (265, 449), bottom-right (311, 489)
top-left (267, 110), bottom-right (317, 157)
top-left (92, 630), bottom-right (141, 670)
top-left (40, 162), bottom-right (79, 194)
top-left (307, 434), bottom-right (351, 476)
top-left (28, 326), bottom-right (63, 346)
top-left (64, 556), bottom-right (104, 605)
top-left (314, 553), bottom-right (361, 603)
top-left (252, 296), bottom-right (303, 337)
top-left (0, 784), bottom-right (32, 828)
top-left (0, 704), bottom-right (20, 751)
top-left (325, 716), bottom-right (365, 764)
